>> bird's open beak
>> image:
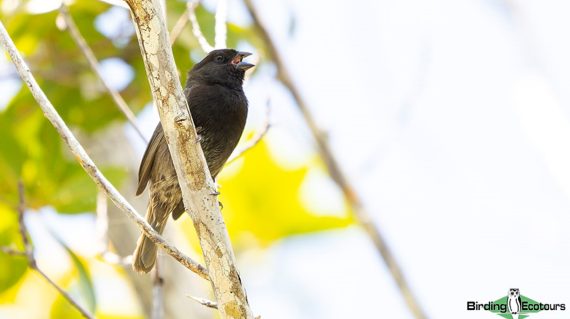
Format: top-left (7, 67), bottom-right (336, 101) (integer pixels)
top-left (232, 51), bottom-right (255, 71)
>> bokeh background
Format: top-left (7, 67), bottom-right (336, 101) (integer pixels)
top-left (1, 0), bottom-right (570, 318)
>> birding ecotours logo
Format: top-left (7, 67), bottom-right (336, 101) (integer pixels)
top-left (466, 289), bottom-right (566, 318)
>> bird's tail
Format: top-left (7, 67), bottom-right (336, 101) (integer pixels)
top-left (132, 204), bottom-right (167, 273)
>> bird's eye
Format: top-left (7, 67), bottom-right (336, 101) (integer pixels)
top-left (215, 56), bottom-right (224, 63)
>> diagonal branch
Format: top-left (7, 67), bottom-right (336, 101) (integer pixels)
top-left (170, 1), bottom-right (214, 52)
top-left (169, 3), bottom-right (191, 46)
top-left (187, 1), bottom-right (214, 52)
top-left (10, 181), bottom-right (95, 319)
top-left (242, 1), bottom-right (428, 318)
top-left (58, 4), bottom-right (148, 143)
top-left (124, 0), bottom-right (254, 318)
top-left (95, 190), bottom-right (133, 266)
top-left (0, 21), bottom-right (209, 281)
top-left (188, 295), bottom-right (218, 309)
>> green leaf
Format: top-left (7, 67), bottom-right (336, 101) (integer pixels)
top-left (215, 141), bottom-right (354, 247)
top-left (0, 204), bottom-right (27, 293)
top-left (50, 231), bottom-right (97, 314)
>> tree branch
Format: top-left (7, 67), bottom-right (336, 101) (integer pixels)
top-left (11, 181), bottom-right (95, 319)
top-left (124, 0), bottom-right (254, 318)
top-left (187, 1), bottom-right (214, 52)
top-left (169, 4), bottom-right (190, 46)
top-left (214, 0), bottom-right (228, 48)
top-left (170, 1), bottom-right (214, 52)
top-left (57, 4), bottom-right (148, 143)
top-left (151, 262), bottom-right (165, 319)
top-left (0, 246), bottom-right (27, 257)
top-left (242, 1), bottom-right (427, 318)
top-left (0, 21), bottom-right (209, 281)
top-left (188, 295), bottom-right (218, 309)
top-left (95, 190), bottom-right (133, 266)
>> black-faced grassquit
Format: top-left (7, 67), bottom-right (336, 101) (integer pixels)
top-left (133, 49), bottom-right (254, 273)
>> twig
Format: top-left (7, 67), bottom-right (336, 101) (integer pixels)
top-left (151, 262), bottom-right (164, 319)
top-left (0, 21), bottom-right (209, 281)
top-left (34, 267), bottom-right (94, 318)
top-left (96, 190), bottom-right (109, 253)
top-left (214, 0), bottom-right (227, 48)
top-left (58, 4), bottom-right (148, 144)
top-left (16, 182), bottom-right (30, 258)
top-left (14, 181), bottom-right (95, 319)
top-left (0, 246), bottom-right (27, 257)
top-left (170, 0), bottom-right (227, 50)
top-left (242, 1), bottom-right (428, 318)
top-left (171, 1), bottom-right (214, 52)
top-left (187, 1), bottom-right (214, 52)
top-left (187, 295), bottom-right (262, 319)
top-left (226, 99), bottom-right (271, 164)
top-left (95, 189), bottom-right (133, 266)
top-left (169, 5), bottom-right (190, 46)
top-left (188, 295), bottom-right (218, 309)
top-left (159, 0), bottom-right (167, 21)
top-left (125, 0), bottom-right (254, 317)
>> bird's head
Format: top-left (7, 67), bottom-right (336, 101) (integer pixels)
top-left (188, 49), bottom-right (255, 89)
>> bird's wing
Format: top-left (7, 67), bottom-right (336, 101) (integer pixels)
top-left (136, 124), bottom-right (164, 195)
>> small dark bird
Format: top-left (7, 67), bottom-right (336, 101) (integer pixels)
top-left (132, 49), bottom-right (254, 273)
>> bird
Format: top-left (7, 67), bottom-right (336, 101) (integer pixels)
top-left (132, 49), bottom-right (254, 273)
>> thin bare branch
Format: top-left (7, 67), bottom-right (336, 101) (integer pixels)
top-left (16, 182), bottom-right (31, 259)
top-left (227, 100), bottom-right (271, 164)
top-left (214, 0), bottom-right (228, 48)
top-left (58, 4), bottom-right (148, 143)
top-left (96, 190), bottom-right (109, 253)
top-left (0, 21), bottom-right (209, 281)
top-left (186, 1), bottom-right (214, 52)
top-left (187, 295), bottom-right (262, 319)
top-left (169, 5), bottom-right (190, 46)
top-left (14, 181), bottom-right (95, 319)
top-left (34, 267), bottom-right (94, 318)
top-left (242, 1), bottom-right (427, 318)
top-left (188, 295), bottom-right (218, 309)
top-left (159, 0), bottom-right (167, 20)
top-left (152, 262), bottom-right (164, 319)
top-left (170, 0), bottom-right (226, 50)
top-left (95, 189), bottom-right (133, 266)
top-left (0, 246), bottom-right (27, 257)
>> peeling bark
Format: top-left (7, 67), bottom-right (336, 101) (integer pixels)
top-left (124, 1), bottom-right (254, 318)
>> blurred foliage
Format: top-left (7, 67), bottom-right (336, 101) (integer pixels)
top-left (0, 203), bottom-right (27, 292)
top-left (48, 254), bottom-right (95, 319)
top-left (0, 0), bottom-right (354, 317)
top-left (219, 142), bottom-right (353, 248)
top-left (52, 233), bottom-right (97, 313)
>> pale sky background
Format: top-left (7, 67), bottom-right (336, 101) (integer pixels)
top-left (2, 0), bottom-right (570, 318)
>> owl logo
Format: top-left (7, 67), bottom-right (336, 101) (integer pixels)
top-left (508, 288), bottom-right (522, 319)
